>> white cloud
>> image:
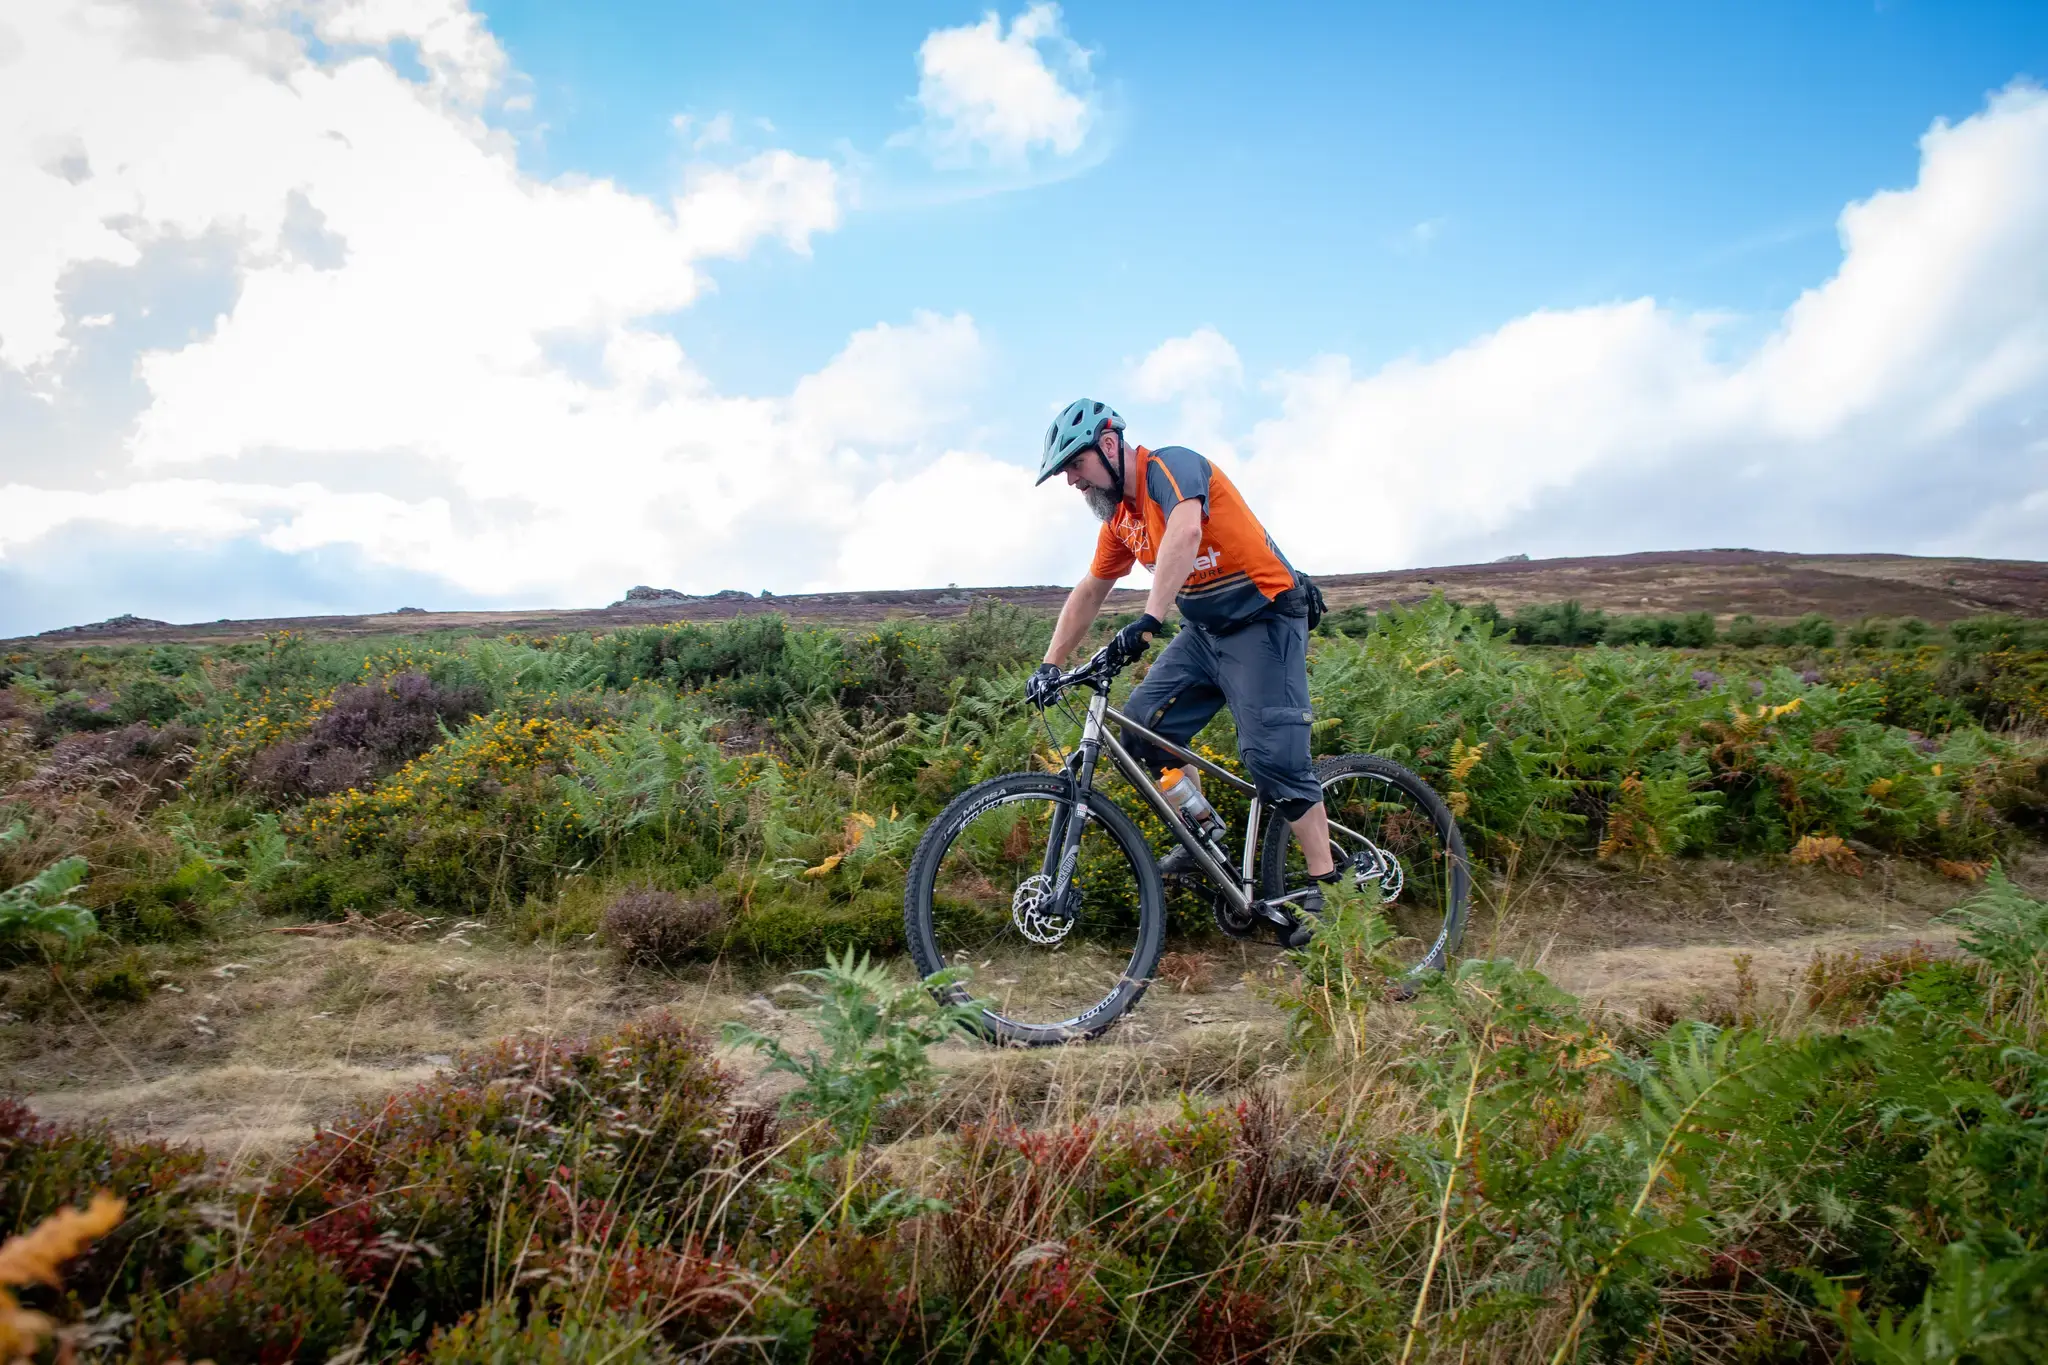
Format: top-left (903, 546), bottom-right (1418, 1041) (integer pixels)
top-left (313, 0), bottom-right (509, 106)
top-left (830, 449), bottom-right (1087, 590)
top-left (1228, 83), bottom-right (2048, 573)
top-left (1127, 326), bottom-right (1243, 460)
top-left (674, 150), bottom-right (841, 259)
top-left (0, 0), bottom-right (1010, 633)
top-left (791, 311), bottom-right (985, 450)
top-left (908, 4), bottom-right (1094, 166)
top-left (1129, 327), bottom-right (1241, 403)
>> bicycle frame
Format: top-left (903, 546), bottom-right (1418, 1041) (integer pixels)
top-left (1049, 686), bottom-right (1264, 919)
top-left (1032, 644), bottom-right (1388, 936)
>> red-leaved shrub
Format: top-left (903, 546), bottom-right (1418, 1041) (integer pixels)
top-left (267, 1013), bottom-right (732, 1325)
top-left (165, 1238), bottom-right (357, 1365)
top-left (1189, 1286), bottom-right (1279, 1365)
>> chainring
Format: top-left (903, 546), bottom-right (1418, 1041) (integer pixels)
top-left (1206, 886), bottom-right (1265, 941)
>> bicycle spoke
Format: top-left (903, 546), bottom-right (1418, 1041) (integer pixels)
top-left (925, 791), bottom-right (1149, 1033)
top-left (1278, 766), bottom-right (1464, 970)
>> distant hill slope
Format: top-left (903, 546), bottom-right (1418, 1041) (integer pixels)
top-left (9, 550), bottom-right (2043, 647)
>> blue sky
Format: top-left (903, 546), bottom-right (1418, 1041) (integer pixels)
top-left (486, 1), bottom-right (2046, 400)
top-left (2, 1), bottom-right (2047, 634)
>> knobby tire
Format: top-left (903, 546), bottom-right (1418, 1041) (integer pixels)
top-left (1257, 753), bottom-right (1471, 975)
top-left (904, 772), bottom-right (1166, 1047)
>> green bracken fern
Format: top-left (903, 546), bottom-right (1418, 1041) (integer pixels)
top-left (725, 948), bottom-right (984, 1229)
top-left (0, 822), bottom-right (94, 945)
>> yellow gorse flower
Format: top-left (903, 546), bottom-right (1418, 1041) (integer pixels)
top-left (294, 709), bottom-right (610, 850)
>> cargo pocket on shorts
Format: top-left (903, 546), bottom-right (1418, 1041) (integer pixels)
top-left (1250, 704), bottom-right (1315, 791)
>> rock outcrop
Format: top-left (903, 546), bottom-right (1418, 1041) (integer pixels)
top-left (38, 613), bottom-right (172, 638)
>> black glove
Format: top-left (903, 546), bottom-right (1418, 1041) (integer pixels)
top-left (1024, 662), bottom-right (1062, 707)
top-left (1106, 613), bottom-right (1162, 670)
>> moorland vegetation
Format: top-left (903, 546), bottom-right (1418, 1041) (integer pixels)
top-left (4, 598), bottom-right (2048, 1360)
top-left (3, 598), bottom-right (2041, 962)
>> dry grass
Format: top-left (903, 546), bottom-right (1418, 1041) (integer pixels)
top-left (5, 848), bottom-right (2030, 1167)
top-left (3, 928), bottom-right (748, 1160)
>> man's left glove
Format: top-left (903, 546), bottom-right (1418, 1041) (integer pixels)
top-left (1107, 614), bottom-right (1163, 671)
top-left (1024, 662), bottom-right (1062, 708)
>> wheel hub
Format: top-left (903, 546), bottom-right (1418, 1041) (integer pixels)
top-left (1354, 842), bottom-right (1404, 902)
top-left (1011, 874), bottom-right (1076, 945)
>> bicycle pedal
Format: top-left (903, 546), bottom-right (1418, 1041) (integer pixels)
top-left (1246, 898), bottom-right (1300, 929)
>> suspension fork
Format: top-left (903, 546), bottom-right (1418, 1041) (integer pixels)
top-left (1041, 689), bottom-right (1108, 915)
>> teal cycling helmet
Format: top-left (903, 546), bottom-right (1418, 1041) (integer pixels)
top-left (1037, 398), bottom-right (1126, 486)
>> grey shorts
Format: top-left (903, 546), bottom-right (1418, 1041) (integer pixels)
top-left (1122, 608), bottom-right (1324, 817)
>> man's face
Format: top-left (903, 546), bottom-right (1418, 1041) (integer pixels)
top-left (1063, 445), bottom-right (1121, 522)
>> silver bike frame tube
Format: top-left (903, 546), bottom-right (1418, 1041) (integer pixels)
top-left (1098, 701), bottom-right (1265, 892)
top-left (1047, 690), bottom-right (1110, 902)
top-left (1102, 706), bottom-right (1257, 796)
top-left (1242, 795), bottom-right (1262, 885)
top-left (1093, 723), bottom-right (1252, 915)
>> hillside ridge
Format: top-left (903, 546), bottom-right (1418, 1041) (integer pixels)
top-left (11, 548), bottom-right (2043, 646)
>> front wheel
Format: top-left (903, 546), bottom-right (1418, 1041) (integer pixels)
top-left (1259, 754), bottom-right (1471, 975)
top-left (905, 772), bottom-right (1166, 1046)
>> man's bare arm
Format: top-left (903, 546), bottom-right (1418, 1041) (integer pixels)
top-left (1143, 500), bottom-right (1205, 621)
top-left (1044, 573), bottom-right (1118, 666)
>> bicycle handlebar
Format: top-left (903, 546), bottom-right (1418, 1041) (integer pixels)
top-left (1033, 643), bottom-right (1121, 707)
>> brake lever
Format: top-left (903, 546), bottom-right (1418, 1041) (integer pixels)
top-left (1031, 645), bottom-right (1117, 711)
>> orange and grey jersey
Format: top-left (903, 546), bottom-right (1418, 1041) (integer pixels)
top-left (1090, 445), bottom-right (1300, 633)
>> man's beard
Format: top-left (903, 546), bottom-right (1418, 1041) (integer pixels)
top-left (1083, 485), bottom-right (1121, 523)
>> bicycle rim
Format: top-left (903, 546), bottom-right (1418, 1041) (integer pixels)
top-left (913, 781), bottom-right (1158, 1041)
top-left (1266, 758), bottom-right (1469, 972)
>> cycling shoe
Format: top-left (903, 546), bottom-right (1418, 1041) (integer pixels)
top-left (1276, 883), bottom-right (1324, 948)
top-left (1157, 844), bottom-right (1200, 882)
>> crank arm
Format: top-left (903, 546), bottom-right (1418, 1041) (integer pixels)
top-left (1246, 897), bottom-right (1302, 927)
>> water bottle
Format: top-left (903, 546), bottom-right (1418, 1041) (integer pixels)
top-left (1159, 767), bottom-right (1224, 841)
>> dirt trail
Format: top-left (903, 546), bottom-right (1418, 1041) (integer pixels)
top-left (5, 852), bottom-right (2024, 1162)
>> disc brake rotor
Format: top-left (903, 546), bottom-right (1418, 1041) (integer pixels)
top-left (1011, 873), bottom-right (1076, 946)
top-left (1354, 841), bottom-right (1404, 903)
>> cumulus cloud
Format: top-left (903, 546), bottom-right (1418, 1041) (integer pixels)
top-left (1127, 327), bottom-right (1243, 459)
top-left (1129, 327), bottom-right (1241, 403)
top-left (830, 449), bottom-right (1085, 590)
top-left (674, 151), bottom-right (840, 259)
top-left (0, 0), bottom-right (997, 635)
top-left (1226, 83), bottom-right (2048, 573)
top-left (907, 4), bottom-right (1095, 167)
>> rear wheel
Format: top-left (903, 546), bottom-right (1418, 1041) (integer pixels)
top-left (905, 772), bottom-right (1166, 1046)
top-left (1258, 754), bottom-right (1470, 975)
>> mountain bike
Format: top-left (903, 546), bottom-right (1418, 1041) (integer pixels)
top-left (903, 641), bottom-right (1471, 1046)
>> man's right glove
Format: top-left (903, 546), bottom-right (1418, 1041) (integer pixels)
top-left (1024, 662), bottom-right (1062, 708)
top-left (1106, 613), bottom-right (1163, 671)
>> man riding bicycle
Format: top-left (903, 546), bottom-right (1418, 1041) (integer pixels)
top-left (1025, 398), bottom-right (1341, 947)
